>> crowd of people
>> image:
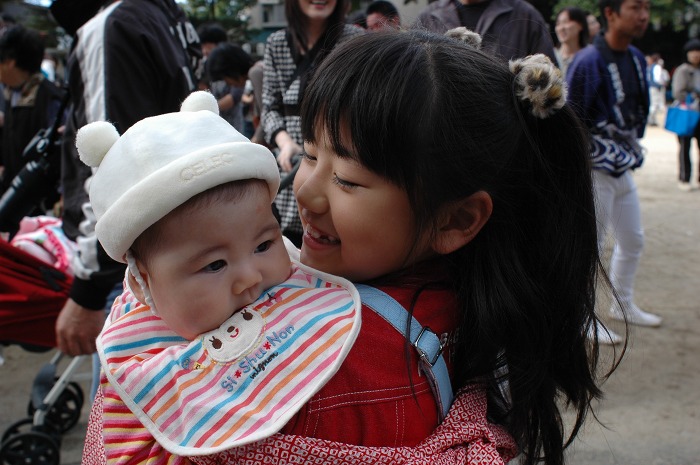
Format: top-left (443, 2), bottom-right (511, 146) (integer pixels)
top-left (0, 0), bottom-right (694, 463)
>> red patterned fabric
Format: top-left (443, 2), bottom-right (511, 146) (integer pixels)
top-left (83, 385), bottom-right (516, 465)
top-left (189, 386), bottom-right (516, 465)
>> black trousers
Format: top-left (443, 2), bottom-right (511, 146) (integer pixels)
top-left (678, 128), bottom-right (700, 183)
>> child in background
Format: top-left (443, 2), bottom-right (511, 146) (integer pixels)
top-left (84, 30), bottom-right (609, 465)
top-left (78, 91), bottom-right (360, 459)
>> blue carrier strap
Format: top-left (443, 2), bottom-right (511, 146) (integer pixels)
top-left (356, 284), bottom-right (453, 422)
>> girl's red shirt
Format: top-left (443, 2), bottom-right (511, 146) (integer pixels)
top-left (280, 279), bottom-right (460, 446)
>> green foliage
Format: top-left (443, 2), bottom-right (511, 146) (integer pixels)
top-left (180, 0), bottom-right (258, 42)
top-left (551, 0), bottom-right (597, 19)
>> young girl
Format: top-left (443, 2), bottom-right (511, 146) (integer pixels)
top-left (84, 30), bottom-right (607, 465)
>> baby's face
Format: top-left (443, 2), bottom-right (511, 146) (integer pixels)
top-left (142, 184), bottom-right (291, 340)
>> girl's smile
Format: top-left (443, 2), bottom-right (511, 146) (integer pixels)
top-left (304, 223), bottom-right (341, 246)
top-left (299, 0), bottom-right (336, 22)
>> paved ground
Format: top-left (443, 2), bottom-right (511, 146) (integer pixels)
top-left (0, 123), bottom-right (698, 464)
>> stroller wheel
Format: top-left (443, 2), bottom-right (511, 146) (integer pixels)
top-left (0, 428), bottom-right (59, 465)
top-left (1, 419), bottom-right (58, 447)
top-left (26, 382), bottom-right (84, 434)
top-left (66, 381), bottom-right (85, 407)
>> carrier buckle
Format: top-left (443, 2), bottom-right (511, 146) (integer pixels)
top-left (412, 326), bottom-right (444, 367)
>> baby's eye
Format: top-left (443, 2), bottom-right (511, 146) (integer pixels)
top-left (203, 260), bottom-right (226, 272)
top-left (255, 240), bottom-right (272, 253)
top-left (332, 174), bottom-right (359, 190)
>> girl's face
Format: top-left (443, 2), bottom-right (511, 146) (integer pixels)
top-left (294, 133), bottom-right (434, 282)
top-left (298, 0), bottom-right (337, 23)
top-left (555, 11), bottom-right (582, 46)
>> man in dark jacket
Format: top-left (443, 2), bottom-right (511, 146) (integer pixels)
top-left (0, 25), bottom-right (64, 195)
top-left (56, 0), bottom-right (201, 362)
top-left (413, 0), bottom-right (555, 62)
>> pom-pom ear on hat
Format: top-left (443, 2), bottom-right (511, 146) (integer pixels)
top-left (181, 91), bottom-right (220, 114)
top-left (76, 122), bottom-right (120, 168)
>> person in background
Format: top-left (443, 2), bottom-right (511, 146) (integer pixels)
top-left (247, 59), bottom-right (265, 145)
top-left (413, 0), bottom-right (555, 62)
top-left (196, 23), bottom-right (227, 90)
top-left (40, 52), bottom-right (58, 82)
top-left (0, 15), bottom-right (17, 177)
top-left (206, 42), bottom-right (254, 134)
top-left (587, 13), bottom-right (601, 41)
top-left (554, 6), bottom-right (589, 76)
top-left (195, 24), bottom-right (251, 134)
top-left (262, 0), bottom-right (363, 246)
top-left (646, 53), bottom-right (669, 127)
top-left (567, 0), bottom-right (662, 345)
top-left (197, 23), bottom-right (227, 59)
top-left (346, 9), bottom-right (367, 29)
top-left (55, 0), bottom-right (200, 388)
top-left (671, 38), bottom-right (700, 191)
top-left (0, 25), bottom-right (64, 196)
top-left (242, 77), bottom-right (256, 138)
top-left (365, 0), bottom-right (401, 31)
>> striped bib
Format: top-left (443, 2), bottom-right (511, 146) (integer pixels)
top-left (97, 262), bottom-right (361, 456)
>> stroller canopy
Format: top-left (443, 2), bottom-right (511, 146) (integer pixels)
top-left (0, 239), bottom-right (72, 350)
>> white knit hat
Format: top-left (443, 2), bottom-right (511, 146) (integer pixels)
top-left (76, 91), bottom-right (280, 263)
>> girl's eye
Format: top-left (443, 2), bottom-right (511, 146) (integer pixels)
top-left (203, 260), bottom-right (226, 272)
top-left (300, 151), bottom-right (316, 162)
top-left (255, 240), bottom-right (272, 253)
top-left (332, 174), bottom-right (359, 190)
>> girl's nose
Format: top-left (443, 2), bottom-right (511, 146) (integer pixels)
top-left (294, 164), bottom-right (329, 214)
top-left (232, 264), bottom-right (263, 295)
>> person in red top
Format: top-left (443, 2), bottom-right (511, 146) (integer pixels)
top-left (83, 29), bottom-right (609, 465)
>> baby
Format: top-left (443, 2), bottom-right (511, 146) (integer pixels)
top-left (78, 91), bottom-right (360, 456)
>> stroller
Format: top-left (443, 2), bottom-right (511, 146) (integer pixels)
top-left (0, 85), bottom-right (88, 464)
top-left (0, 236), bottom-right (87, 465)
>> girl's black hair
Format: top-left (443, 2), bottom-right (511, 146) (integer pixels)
top-left (557, 6), bottom-right (590, 49)
top-left (301, 30), bottom-right (606, 465)
top-left (597, 0), bottom-right (625, 30)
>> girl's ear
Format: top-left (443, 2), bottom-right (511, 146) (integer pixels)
top-left (431, 190), bottom-right (493, 255)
